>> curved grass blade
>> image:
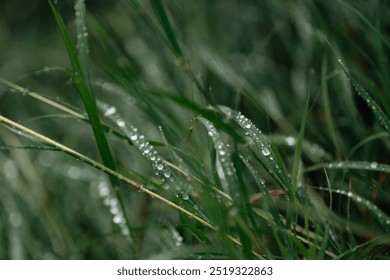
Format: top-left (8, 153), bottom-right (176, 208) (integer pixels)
top-left (269, 134), bottom-right (332, 161)
top-left (348, 132), bottom-right (389, 158)
top-left (219, 106), bottom-right (291, 190)
top-left (1, 113), bottom-right (263, 258)
top-left (306, 161), bottom-right (390, 174)
top-left (49, 1), bottom-right (117, 176)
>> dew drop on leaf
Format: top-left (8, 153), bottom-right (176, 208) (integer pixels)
top-left (156, 164), bottom-right (164, 171)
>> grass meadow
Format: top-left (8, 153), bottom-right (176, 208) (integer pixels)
top-left (0, 0), bottom-right (390, 259)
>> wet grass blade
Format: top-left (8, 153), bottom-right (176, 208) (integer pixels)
top-left (0, 113), bottom-right (213, 230)
top-left (49, 0), bottom-right (117, 176)
top-left (75, 0), bottom-right (90, 85)
top-left (306, 161), bottom-right (390, 174)
top-left (321, 31), bottom-right (390, 135)
top-left (219, 106), bottom-right (291, 190)
top-left (336, 0), bottom-right (390, 49)
top-left (316, 187), bottom-right (390, 231)
top-left (321, 55), bottom-right (341, 158)
top-left (291, 83), bottom-right (310, 193)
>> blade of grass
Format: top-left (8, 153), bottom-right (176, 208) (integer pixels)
top-left (306, 161), bottom-right (390, 174)
top-left (0, 113), bottom-right (212, 229)
top-left (315, 186), bottom-right (390, 231)
top-left (49, 0), bottom-right (117, 175)
top-left (336, 0), bottom-right (390, 49)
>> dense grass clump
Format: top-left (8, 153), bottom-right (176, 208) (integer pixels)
top-left (0, 0), bottom-right (389, 259)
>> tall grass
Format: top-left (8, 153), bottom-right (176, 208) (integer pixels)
top-left (0, 0), bottom-right (389, 259)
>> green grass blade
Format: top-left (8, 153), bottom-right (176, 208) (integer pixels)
top-left (197, 116), bottom-right (241, 206)
top-left (317, 187), bottom-right (390, 231)
top-left (0, 113), bottom-right (213, 230)
top-left (306, 161), bottom-right (390, 174)
top-left (49, 1), bottom-right (116, 173)
top-left (75, 0), bottom-right (90, 85)
top-left (336, 0), bottom-right (390, 49)
top-left (239, 155), bottom-right (282, 226)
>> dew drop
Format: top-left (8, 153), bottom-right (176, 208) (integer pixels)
top-left (219, 149), bottom-right (226, 156)
top-left (245, 124), bottom-right (251, 129)
top-left (130, 134), bottom-right (138, 141)
top-left (370, 162), bottom-right (378, 169)
top-left (182, 193), bottom-right (189, 200)
top-left (104, 106), bottom-right (116, 116)
top-left (261, 147), bottom-right (271, 156)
